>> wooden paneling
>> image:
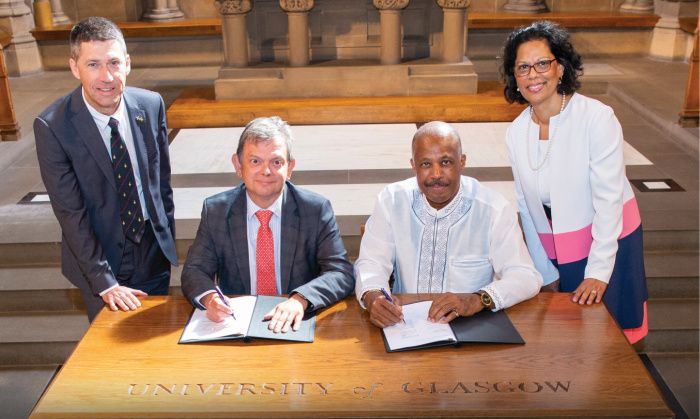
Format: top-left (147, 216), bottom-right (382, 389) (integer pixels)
top-left (680, 23), bottom-right (699, 127)
top-left (31, 294), bottom-right (671, 418)
top-left (31, 19), bottom-right (223, 42)
top-left (469, 11), bottom-right (659, 29)
top-left (167, 82), bottom-right (526, 128)
top-left (0, 43), bottom-right (20, 141)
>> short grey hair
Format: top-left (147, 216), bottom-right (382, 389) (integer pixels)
top-left (69, 16), bottom-right (127, 60)
top-left (237, 116), bottom-right (294, 161)
top-left (412, 121), bottom-right (463, 155)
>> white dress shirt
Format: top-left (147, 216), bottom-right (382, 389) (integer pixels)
top-left (82, 90), bottom-right (149, 221)
top-left (194, 189), bottom-right (284, 304)
top-left (83, 91), bottom-right (150, 297)
top-left (354, 176), bottom-right (543, 311)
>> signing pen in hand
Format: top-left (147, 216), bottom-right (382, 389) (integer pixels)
top-left (214, 285), bottom-right (236, 320)
top-left (381, 288), bottom-right (405, 324)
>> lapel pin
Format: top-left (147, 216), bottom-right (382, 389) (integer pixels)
top-left (136, 115), bottom-right (144, 124)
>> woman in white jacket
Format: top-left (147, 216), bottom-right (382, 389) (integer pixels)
top-left (500, 21), bottom-right (648, 343)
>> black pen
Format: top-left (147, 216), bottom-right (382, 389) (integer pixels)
top-left (214, 285), bottom-right (236, 320)
top-left (381, 288), bottom-right (405, 324)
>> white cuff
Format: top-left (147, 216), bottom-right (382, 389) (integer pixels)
top-left (98, 283), bottom-right (119, 297)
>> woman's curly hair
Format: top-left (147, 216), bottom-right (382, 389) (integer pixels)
top-left (500, 20), bottom-right (584, 104)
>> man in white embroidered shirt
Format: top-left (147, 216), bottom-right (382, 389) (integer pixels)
top-left (355, 121), bottom-right (543, 328)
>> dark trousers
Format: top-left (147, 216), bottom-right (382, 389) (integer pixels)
top-left (83, 221), bottom-right (171, 322)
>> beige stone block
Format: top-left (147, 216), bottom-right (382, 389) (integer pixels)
top-left (569, 30), bottom-right (651, 57)
top-left (178, 0), bottom-right (217, 18)
top-left (0, 14), bottom-right (35, 44)
top-left (548, 0), bottom-right (615, 12)
top-left (3, 40), bottom-right (43, 75)
top-left (649, 27), bottom-right (689, 61)
top-left (71, 0), bottom-right (143, 21)
top-left (469, 0), bottom-right (507, 12)
top-left (468, 28), bottom-right (652, 59)
top-left (408, 60), bottom-right (477, 95)
top-left (38, 37), bottom-right (223, 70)
top-left (36, 41), bottom-right (70, 70)
top-left (214, 60), bottom-right (477, 99)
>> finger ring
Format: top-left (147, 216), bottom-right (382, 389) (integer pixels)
top-left (591, 290), bottom-right (597, 295)
top-left (451, 309), bottom-right (460, 318)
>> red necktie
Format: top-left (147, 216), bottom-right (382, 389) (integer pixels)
top-left (255, 210), bottom-right (277, 295)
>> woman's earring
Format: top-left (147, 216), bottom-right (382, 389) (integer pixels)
top-left (516, 87), bottom-right (520, 92)
top-left (558, 78), bottom-right (562, 85)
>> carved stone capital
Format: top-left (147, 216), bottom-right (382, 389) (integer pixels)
top-left (435, 0), bottom-right (470, 9)
top-left (279, 0), bottom-right (314, 13)
top-left (373, 0), bottom-right (409, 10)
top-left (215, 0), bottom-right (253, 15)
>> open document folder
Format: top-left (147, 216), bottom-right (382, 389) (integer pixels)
top-left (179, 295), bottom-right (315, 344)
top-left (381, 300), bottom-right (524, 352)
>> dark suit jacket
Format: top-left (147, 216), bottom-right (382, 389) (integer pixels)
top-left (34, 86), bottom-right (177, 296)
top-left (181, 182), bottom-right (355, 311)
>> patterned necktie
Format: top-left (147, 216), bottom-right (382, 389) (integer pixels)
top-left (109, 117), bottom-right (145, 243)
top-left (255, 210), bottom-right (277, 295)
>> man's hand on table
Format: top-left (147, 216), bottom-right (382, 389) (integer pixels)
top-left (363, 290), bottom-right (404, 328)
top-left (428, 292), bottom-right (484, 323)
top-left (201, 292), bottom-right (234, 322)
top-left (263, 293), bottom-right (309, 333)
top-left (101, 286), bottom-right (147, 312)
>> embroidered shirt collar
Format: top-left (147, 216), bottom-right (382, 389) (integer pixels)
top-left (419, 182), bottom-right (464, 218)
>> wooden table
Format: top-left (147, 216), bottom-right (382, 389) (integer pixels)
top-left (31, 294), bottom-right (671, 418)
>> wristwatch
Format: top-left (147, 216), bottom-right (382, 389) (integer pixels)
top-left (478, 291), bottom-right (494, 310)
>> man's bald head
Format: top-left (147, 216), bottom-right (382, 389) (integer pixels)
top-left (412, 121), bottom-right (463, 156)
top-left (410, 121), bottom-right (466, 210)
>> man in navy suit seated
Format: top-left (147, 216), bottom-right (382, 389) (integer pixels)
top-left (181, 116), bottom-right (355, 333)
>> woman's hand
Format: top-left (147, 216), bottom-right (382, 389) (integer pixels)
top-left (572, 278), bottom-right (607, 305)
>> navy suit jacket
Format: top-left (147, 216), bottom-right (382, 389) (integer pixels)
top-left (34, 86), bottom-right (177, 296)
top-left (181, 182), bottom-right (355, 310)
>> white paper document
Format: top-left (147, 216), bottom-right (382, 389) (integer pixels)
top-left (179, 295), bottom-right (257, 343)
top-left (382, 300), bottom-right (457, 351)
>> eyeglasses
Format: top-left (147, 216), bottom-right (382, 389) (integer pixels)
top-left (514, 58), bottom-right (557, 77)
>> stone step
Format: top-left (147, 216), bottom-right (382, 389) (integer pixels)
top-left (647, 276), bottom-right (699, 300)
top-left (635, 299), bottom-right (700, 354)
top-left (0, 366), bottom-right (60, 419)
top-left (645, 353), bottom-right (699, 419)
top-left (0, 311), bottom-right (88, 366)
top-left (644, 230), bottom-right (699, 253)
top-left (645, 251), bottom-right (699, 279)
top-left (0, 265), bottom-right (185, 315)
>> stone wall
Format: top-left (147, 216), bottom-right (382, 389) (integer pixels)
top-left (49, 0), bottom-right (646, 22)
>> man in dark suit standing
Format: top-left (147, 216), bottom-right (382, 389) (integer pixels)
top-left (34, 17), bottom-right (177, 322)
top-left (181, 116), bottom-right (354, 333)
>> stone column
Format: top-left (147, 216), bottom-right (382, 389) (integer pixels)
top-left (373, 0), bottom-right (409, 65)
top-left (620, 0), bottom-right (654, 13)
top-left (279, 0), bottom-right (314, 67)
top-left (650, 0), bottom-right (698, 60)
top-left (50, 0), bottom-right (71, 25)
top-left (216, 0), bottom-right (253, 68)
top-left (0, 0), bottom-right (43, 76)
top-left (503, 0), bottom-right (547, 13)
top-left (436, 0), bottom-right (469, 63)
top-left (167, 0), bottom-right (185, 19)
top-left (143, 0), bottom-right (184, 21)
